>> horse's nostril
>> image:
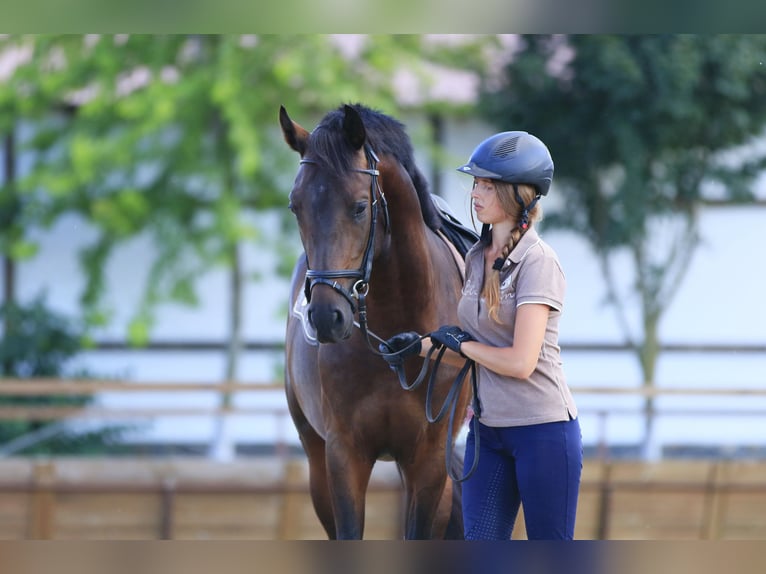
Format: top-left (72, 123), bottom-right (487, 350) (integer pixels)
top-left (307, 304), bottom-right (348, 340)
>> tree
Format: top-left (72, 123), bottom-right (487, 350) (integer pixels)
top-left (0, 298), bottom-right (130, 455)
top-left (3, 34), bottom-right (397, 458)
top-left (480, 34), bottom-right (766, 459)
top-left (1, 34), bottom-right (495, 458)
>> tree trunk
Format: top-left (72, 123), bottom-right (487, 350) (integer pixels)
top-left (2, 130), bottom-right (17, 376)
top-left (3, 130), bottom-right (16, 306)
top-left (208, 242), bottom-right (243, 461)
top-left (429, 113), bottom-right (444, 197)
top-left (640, 311), bottom-right (661, 460)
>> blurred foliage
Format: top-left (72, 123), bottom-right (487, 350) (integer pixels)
top-left (0, 298), bottom-right (82, 377)
top-left (481, 34), bottom-right (766, 382)
top-left (0, 34), bottom-right (496, 345)
top-left (0, 298), bottom-right (129, 455)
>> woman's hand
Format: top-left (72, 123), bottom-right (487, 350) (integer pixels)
top-left (379, 331), bottom-right (422, 369)
top-left (429, 325), bottom-right (475, 357)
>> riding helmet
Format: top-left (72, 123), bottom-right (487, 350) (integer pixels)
top-left (456, 131), bottom-right (554, 196)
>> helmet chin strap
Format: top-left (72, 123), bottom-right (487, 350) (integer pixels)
top-left (479, 223), bottom-right (505, 271)
top-left (479, 222), bottom-right (492, 244)
top-left (513, 184), bottom-right (541, 230)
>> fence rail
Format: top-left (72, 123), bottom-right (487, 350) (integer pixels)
top-left (1, 379), bottom-right (765, 439)
top-left (2, 378), bottom-right (766, 463)
top-left (3, 378), bottom-right (766, 539)
top-left (1, 457), bottom-right (766, 539)
top-left (85, 339), bottom-right (766, 353)
top-left (1, 378), bottom-right (765, 402)
top-left (3, 378), bottom-right (766, 397)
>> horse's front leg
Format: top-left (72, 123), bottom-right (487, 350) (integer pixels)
top-left (325, 434), bottom-right (375, 539)
top-left (399, 444), bottom-right (450, 539)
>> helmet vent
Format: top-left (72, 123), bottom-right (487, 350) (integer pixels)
top-left (493, 136), bottom-right (520, 158)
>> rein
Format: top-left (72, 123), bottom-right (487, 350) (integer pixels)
top-left (387, 337), bottom-right (482, 483)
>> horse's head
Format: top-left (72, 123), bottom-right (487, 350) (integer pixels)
top-left (280, 104), bottom-right (387, 343)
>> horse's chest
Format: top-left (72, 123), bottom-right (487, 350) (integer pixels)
top-left (294, 367), bottom-right (394, 431)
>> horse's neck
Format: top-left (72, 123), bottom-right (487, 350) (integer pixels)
top-left (388, 222), bottom-right (437, 282)
top-left (367, 161), bottom-right (459, 330)
top-left (370, 222), bottom-right (451, 329)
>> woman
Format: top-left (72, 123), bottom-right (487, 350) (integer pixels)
top-left (382, 131), bottom-right (582, 540)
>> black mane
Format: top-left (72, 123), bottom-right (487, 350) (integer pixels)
top-left (307, 103), bottom-right (441, 232)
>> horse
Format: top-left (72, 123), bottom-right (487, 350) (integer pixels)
top-left (279, 103), bottom-right (473, 539)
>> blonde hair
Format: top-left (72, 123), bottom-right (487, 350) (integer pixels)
top-left (478, 182), bottom-right (543, 323)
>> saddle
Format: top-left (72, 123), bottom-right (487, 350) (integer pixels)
top-left (431, 194), bottom-right (479, 259)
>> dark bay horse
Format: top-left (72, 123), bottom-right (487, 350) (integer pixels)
top-left (280, 103), bottom-right (471, 539)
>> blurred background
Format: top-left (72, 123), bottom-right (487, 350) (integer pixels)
top-left (1, 34), bottom-right (765, 540)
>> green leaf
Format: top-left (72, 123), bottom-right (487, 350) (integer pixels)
top-left (8, 239), bottom-right (39, 260)
top-left (127, 315), bottom-right (152, 347)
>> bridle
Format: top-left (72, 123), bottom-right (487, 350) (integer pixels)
top-left (298, 143), bottom-right (391, 355)
top-left (299, 144), bottom-right (389, 325)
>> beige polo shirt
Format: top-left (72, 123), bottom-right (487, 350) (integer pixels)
top-left (457, 227), bottom-right (578, 427)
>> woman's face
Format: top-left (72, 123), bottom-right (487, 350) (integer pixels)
top-left (471, 177), bottom-right (507, 225)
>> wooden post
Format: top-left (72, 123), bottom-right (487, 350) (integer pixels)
top-left (702, 462), bottom-right (726, 540)
top-left (595, 462), bottom-right (613, 540)
top-left (278, 459), bottom-right (307, 539)
top-left (159, 477), bottom-right (177, 540)
top-left (28, 460), bottom-right (56, 539)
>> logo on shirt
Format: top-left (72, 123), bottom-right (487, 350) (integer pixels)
top-left (462, 277), bottom-right (480, 298)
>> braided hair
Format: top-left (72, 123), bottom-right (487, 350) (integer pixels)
top-left (478, 181), bottom-right (543, 323)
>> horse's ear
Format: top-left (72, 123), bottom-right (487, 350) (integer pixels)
top-left (279, 105), bottom-right (309, 156)
top-left (342, 104), bottom-right (366, 150)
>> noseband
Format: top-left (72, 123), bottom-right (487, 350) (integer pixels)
top-left (299, 144), bottom-right (389, 314)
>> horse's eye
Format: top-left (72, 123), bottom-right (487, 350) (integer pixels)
top-left (353, 202), bottom-right (367, 219)
top-left (288, 199), bottom-right (297, 214)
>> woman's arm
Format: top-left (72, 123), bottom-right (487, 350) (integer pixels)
top-left (438, 303), bottom-right (550, 378)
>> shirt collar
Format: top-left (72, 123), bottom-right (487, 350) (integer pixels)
top-left (466, 226), bottom-right (542, 270)
top-left (508, 226), bottom-right (540, 264)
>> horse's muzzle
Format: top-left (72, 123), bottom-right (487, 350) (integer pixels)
top-left (308, 299), bottom-right (354, 343)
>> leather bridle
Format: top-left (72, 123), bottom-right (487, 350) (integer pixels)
top-left (299, 144), bottom-right (389, 322)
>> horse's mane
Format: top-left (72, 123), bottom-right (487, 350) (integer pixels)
top-left (307, 103), bottom-right (441, 232)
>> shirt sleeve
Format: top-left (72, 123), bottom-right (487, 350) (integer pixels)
top-left (515, 246), bottom-right (565, 311)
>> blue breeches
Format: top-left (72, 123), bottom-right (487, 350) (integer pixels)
top-left (462, 417), bottom-right (583, 540)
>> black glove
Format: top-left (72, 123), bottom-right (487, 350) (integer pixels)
top-left (430, 325), bottom-right (475, 356)
top-left (379, 331), bottom-right (422, 368)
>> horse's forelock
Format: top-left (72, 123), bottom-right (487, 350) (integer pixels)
top-left (307, 119), bottom-right (355, 175)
